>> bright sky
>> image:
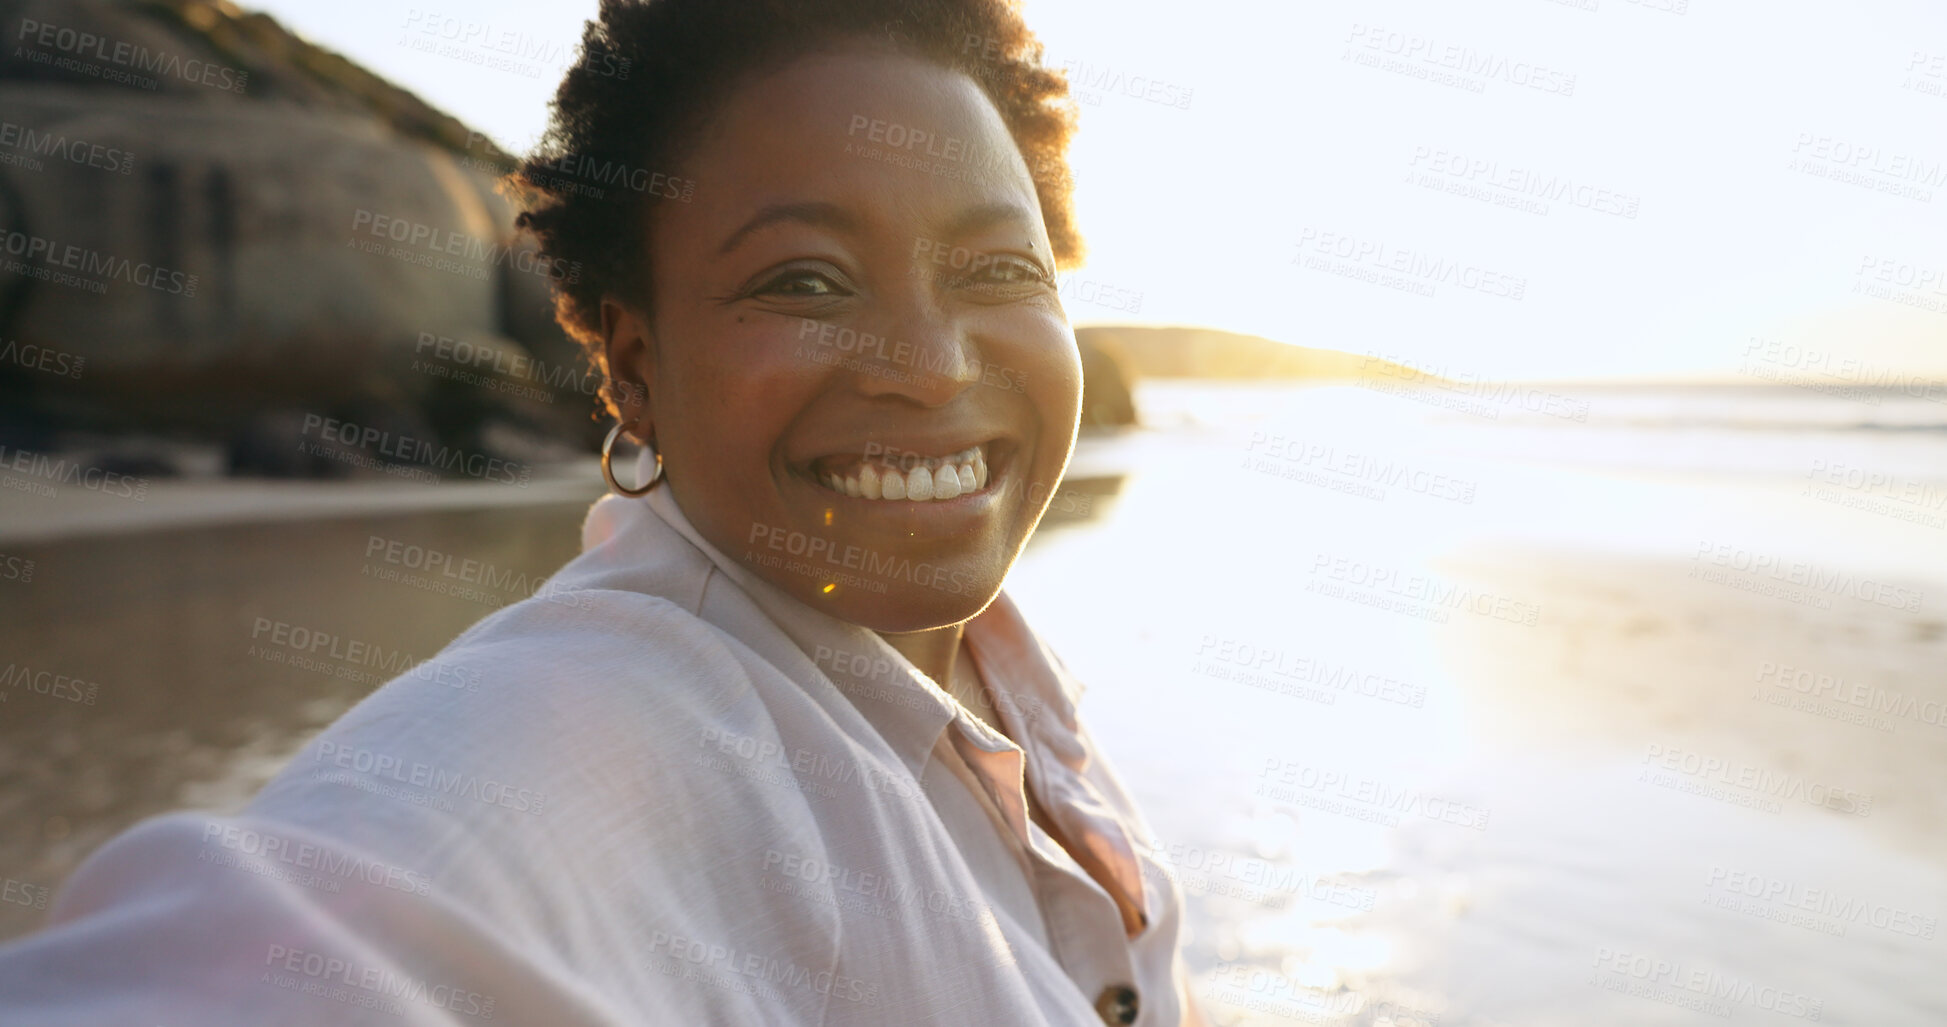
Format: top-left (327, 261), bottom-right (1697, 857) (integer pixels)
top-left (249, 0), bottom-right (1947, 382)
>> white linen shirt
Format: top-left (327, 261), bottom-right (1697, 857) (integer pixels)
top-left (0, 481), bottom-right (1198, 1025)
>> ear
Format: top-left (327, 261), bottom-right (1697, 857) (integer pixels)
top-left (600, 296), bottom-right (657, 444)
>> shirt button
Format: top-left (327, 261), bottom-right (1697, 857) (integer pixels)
top-left (1095, 984), bottom-right (1139, 1024)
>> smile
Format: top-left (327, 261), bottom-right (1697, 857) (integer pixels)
top-left (813, 444), bottom-right (991, 502)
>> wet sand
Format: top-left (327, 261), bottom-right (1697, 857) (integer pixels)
top-left (0, 463), bottom-right (1126, 943)
top-left (0, 498), bottom-right (595, 941)
top-left (3, 383), bottom-right (1943, 1025)
top-left (995, 382), bottom-right (1947, 1026)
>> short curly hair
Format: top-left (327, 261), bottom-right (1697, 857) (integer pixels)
top-left (508, 0), bottom-right (1082, 414)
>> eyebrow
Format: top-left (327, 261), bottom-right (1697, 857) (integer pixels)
top-left (940, 201), bottom-right (1036, 240)
top-left (715, 200), bottom-right (1037, 256)
top-left (717, 201), bottom-right (861, 256)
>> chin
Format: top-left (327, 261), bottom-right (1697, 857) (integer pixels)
top-left (798, 571), bottom-right (1006, 635)
top-left (857, 593), bottom-right (998, 635)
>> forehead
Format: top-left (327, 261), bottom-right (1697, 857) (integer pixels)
top-left (669, 46), bottom-right (1043, 241)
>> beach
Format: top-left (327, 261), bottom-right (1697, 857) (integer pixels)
top-left (2, 379), bottom-right (1943, 1024)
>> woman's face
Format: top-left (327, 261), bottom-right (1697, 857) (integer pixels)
top-left (610, 45), bottom-right (1083, 633)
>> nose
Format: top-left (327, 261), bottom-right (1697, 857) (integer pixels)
top-left (849, 290), bottom-right (981, 407)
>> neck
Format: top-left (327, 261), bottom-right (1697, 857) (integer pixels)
top-left (878, 623), bottom-right (1011, 744)
top-left (876, 623), bottom-right (964, 691)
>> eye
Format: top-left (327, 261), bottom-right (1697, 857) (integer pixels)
top-left (754, 267), bottom-right (848, 298)
top-left (981, 257), bottom-right (1052, 284)
top-left (958, 255), bottom-right (1054, 293)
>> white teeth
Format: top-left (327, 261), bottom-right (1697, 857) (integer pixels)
top-left (818, 444), bottom-right (995, 501)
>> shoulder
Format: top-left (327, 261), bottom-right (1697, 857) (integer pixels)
top-left (248, 586), bottom-right (816, 874)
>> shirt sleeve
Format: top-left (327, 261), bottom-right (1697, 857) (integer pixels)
top-left (0, 593), bottom-right (842, 1026)
top-left (0, 809), bottom-right (622, 1025)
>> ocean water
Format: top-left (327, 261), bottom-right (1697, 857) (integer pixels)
top-left (1008, 380), bottom-right (1947, 1026)
top-left (3, 379), bottom-right (1941, 1024)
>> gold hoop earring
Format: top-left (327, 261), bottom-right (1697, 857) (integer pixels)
top-left (601, 422), bottom-right (663, 497)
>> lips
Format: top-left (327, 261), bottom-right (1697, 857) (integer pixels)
top-left (812, 443), bottom-right (993, 501)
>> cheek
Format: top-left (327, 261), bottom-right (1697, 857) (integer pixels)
top-left (1021, 337), bottom-right (1084, 421)
top-left (660, 332), bottom-right (812, 473)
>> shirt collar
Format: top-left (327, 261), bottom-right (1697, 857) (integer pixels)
top-left (626, 478), bottom-right (966, 782)
top-left (592, 464), bottom-right (1088, 771)
top-left (575, 466), bottom-right (1147, 933)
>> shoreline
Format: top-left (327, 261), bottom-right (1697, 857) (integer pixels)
top-left (0, 430), bottom-right (1145, 547)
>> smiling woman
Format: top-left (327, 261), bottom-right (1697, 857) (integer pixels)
top-left (588, 44), bottom-right (1084, 643)
top-left (0, 1), bottom-right (1203, 1025)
